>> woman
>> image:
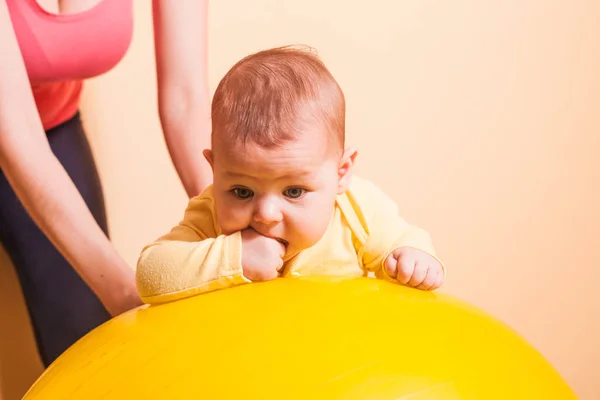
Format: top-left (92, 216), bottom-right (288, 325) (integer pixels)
top-left (0, 0), bottom-right (212, 367)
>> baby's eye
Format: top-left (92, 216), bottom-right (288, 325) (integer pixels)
top-left (284, 187), bottom-right (306, 199)
top-left (231, 188), bottom-right (254, 199)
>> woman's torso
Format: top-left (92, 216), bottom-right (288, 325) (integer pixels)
top-left (6, 0), bottom-right (134, 130)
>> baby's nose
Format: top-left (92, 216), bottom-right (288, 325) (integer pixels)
top-left (253, 197), bottom-right (283, 224)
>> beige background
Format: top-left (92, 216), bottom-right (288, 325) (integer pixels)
top-left (1, 0), bottom-right (599, 398)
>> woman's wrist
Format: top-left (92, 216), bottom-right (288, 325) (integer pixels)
top-left (82, 248), bottom-right (142, 316)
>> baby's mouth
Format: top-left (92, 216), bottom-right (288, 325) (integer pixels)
top-left (276, 238), bottom-right (288, 247)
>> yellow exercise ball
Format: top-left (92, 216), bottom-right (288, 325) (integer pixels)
top-left (23, 277), bottom-right (574, 399)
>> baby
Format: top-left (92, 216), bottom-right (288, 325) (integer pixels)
top-left (136, 46), bottom-right (445, 304)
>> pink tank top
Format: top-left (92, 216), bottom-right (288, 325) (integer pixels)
top-left (6, 0), bottom-right (134, 130)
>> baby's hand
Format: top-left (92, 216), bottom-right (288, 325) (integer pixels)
top-left (384, 247), bottom-right (444, 290)
top-left (241, 228), bottom-right (285, 281)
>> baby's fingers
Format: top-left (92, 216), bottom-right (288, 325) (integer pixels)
top-left (396, 253), bottom-right (416, 285)
top-left (430, 270), bottom-right (445, 290)
top-left (245, 267), bottom-right (278, 282)
top-left (407, 261), bottom-right (428, 287)
top-left (384, 254), bottom-right (398, 278)
top-left (416, 268), bottom-right (438, 290)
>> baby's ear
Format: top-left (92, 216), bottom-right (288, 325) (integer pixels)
top-left (203, 149), bottom-right (215, 171)
top-left (337, 147), bottom-right (358, 194)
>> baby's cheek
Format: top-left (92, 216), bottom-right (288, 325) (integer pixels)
top-left (217, 205), bottom-right (250, 235)
top-left (294, 208), bottom-right (332, 247)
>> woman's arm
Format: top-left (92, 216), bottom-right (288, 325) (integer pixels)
top-left (152, 0), bottom-right (213, 198)
top-left (0, 1), bottom-right (141, 316)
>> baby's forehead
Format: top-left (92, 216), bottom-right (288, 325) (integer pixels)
top-left (221, 165), bottom-right (320, 181)
top-left (213, 125), bottom-right (340, 159)
top-left (213, 138), bottom-right (336, 180)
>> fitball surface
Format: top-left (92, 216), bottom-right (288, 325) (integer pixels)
top-left (23, 277), bottom-right (575, 399)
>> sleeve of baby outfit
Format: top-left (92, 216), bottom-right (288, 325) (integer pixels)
top-left (345, 178), bottom-right (444, 281)
top-left (136, 192), bottom-right (250, 304)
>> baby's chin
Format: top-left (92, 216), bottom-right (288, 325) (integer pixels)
top-left (282, 241), bottom-right (315, 262)
top-left (282, 250), bottom-right (299, 262)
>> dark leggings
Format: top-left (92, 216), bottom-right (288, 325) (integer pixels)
top-left (0, 113), bottom-right (111, 367)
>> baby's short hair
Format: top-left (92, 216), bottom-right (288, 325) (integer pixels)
top-left (211, 46), bottom-right (345, 151)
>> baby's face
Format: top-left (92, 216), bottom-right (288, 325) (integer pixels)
top-left (207, 130), bottom-right (349, 261)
